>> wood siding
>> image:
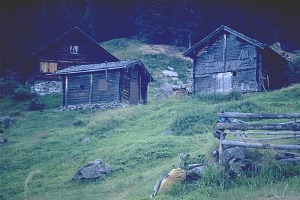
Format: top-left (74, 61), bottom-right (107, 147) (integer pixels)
top-left (91, 71), bottom-right (121, 104)
top-left (194, 33), bottom-right (260, 94)
top-left (62, 65), bottom-right (150, 106)
top-left (28, 29), bottom-right (118, 83)
top-left (63, 70), bottom-right (121, 106)
top-left (66, 73), bottom-right (91, 105)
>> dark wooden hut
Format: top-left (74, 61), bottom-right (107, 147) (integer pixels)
top-left (183, 25), bottom-right (289, 94)
top-left (21, 26), bottom-right (118, 85)
top-left (56, 60), bottom-right (154, 106)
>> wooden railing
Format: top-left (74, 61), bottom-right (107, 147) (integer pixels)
top-left (216, 112), bottom-right (300, 164)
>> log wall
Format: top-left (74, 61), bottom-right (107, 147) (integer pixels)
top-left (194, 33), bottom-right (260, 94)
top-left (33, 31), bottom-right (117, 81)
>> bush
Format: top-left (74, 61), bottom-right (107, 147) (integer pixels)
top-left (170, 110), bottom-right (216, 135)
top-left (287, 57), bottom-right (300, 84)
top-left (0, 80), bottom-right (19, 98)
top-left (73, 119), bottom-right (86, 127)
top-left (13, 85), bottom-right (35, 101)
top-left (28, 99), bottom-right (45, 111)
top-left (194, 91), bottom-right (243, 103)
top-left (224, 101), bottom-right (263, 113)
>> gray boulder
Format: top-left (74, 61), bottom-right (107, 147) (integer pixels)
top-left (186, 164), bottom-right (207, 182)
top-left (159, 82), bottom-right (174, 92)
top-left (73, 159), bottom-right (111, 181)
top-left (162, 70), bottom-right (178, 78)
top-left (2, 116), bottom-right (14, 129)
top-left (220, 147), bottom-right (255, 178)
top-left (220, 147), bottom-right (250, 165)
top-left (279, 157), bottom-right (300, 165)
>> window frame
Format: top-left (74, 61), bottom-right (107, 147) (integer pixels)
top-left (70, 45), bottom-right (79, 54)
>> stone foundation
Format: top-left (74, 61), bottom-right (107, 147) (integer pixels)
top-left (31, 81), bottom-right (62, 95)
top-left (55, 102), bottom-right (129, 111)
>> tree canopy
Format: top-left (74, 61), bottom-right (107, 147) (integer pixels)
top-left (1, 0), bottom-right (300, 72)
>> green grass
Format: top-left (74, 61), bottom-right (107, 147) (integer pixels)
top-left (1, 84), bottom-right (300, 200)
top-left (101, 38), bottom-right (192, 83)
top-left (1, 38), bottom-right (300, 200)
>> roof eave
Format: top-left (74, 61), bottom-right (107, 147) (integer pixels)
top-left (183, 25), bottom-right (266, 57)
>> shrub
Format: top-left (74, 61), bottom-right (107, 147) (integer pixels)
top-left (170, 110), bottom-right (216, 135)
top-left (28, 99), bottom-right (45, 111)
top-left (224, 101), bottom-right (263, 113)
top-left (194, 91), bottom-right (243, 103)
top-left (0, 80), bottom-right (19, 98)
top-left (73, 119), bottom-right (86, 127)
top-left (286, 57), bottom-right (300, 84)
top-left (13, 85), bottom-right (33, 101)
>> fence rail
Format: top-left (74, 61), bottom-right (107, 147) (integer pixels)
top-left (216, 112), bottom-right (300, 164)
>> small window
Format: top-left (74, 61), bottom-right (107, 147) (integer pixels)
top-left (131, 69), bottom-right (137, 79)
top-left (98, 79), bottom-right (108, 91)
top-left (70, 45), bottom-right (79, 54)
top-left (232, 71), bottom-right (237, 76)
top-left (80, 84), bottom-right (85, 90)
top-left (40, 62), bottom-right (57, 73)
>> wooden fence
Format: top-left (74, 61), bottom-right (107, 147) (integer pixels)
top-left (216, 112), bottom-right (300, 164)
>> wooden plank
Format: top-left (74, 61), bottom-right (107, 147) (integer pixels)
top-left (218, 112), bottom-right (300, 119)
top-left (217, 123), bottom-right (300, 131)
top-left (222, 140), bottom-right (300, 150)
top-left (232, 131), bottom-right (300, 135)
top-left (219, 130), bottom-right (225, 165)
top-left (241, 135), bottom-right (300, 141)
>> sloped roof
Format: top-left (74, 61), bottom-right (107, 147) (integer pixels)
top-left (183, 25), bottom-right (266, 57)
top-left (56, 59), bottom-right (154, 81)
top-left (269, 42), bottom-right (299, 62)
top-left (27, 26), bottom-right (119, 61)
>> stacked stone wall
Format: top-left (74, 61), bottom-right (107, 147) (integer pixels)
top-left (31, 81), bottom-right (62, 95)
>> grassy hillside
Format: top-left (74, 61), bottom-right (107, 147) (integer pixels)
top-left (1, 38), bottom-right (300, 200)
top-left (101, 38), bottom-right (192, 84)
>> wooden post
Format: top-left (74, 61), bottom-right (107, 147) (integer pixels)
top-left (219, 129), bottom-right (225, 165)
top-left (89, 73), bottom-right (93, 105)
top-left (65, 75), bottom-right (68, 107)
top-left (223, 33), bottom-right (227, 69)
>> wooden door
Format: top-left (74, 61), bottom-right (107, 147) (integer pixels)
top-left (216, 72), bottom-right (232, 93)
top-left (129, 82), bottom-right (139, 104)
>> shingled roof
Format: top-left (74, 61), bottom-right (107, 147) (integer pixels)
top-left (27, 26), bottom-right (119, 61)
top-left (56, 59), bottom-right (154, 81)
top-left (183, 25), bottom-right (266, 57)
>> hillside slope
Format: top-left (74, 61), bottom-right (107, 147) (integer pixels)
top-left (1, 38), bottom-right (300, 200)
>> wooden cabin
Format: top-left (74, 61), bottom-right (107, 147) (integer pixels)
top-left (20, 27), bottom-right (118, 94)
top-left (56, 60), bottom-right (154, 106)
top-left (183, 25), bottom-right (289, 94)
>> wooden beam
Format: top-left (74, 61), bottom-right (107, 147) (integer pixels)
top-left (218, 112), bottom-right (300, 119)
top-left (217, 123), bottom-right (300, 131)
top-left (241, 135), bottom-right (300, 141)
top-left (223, 33), bottom-right (227, 68)
top-left (89, 73), bottom-right (93, 105)
top-left (219, 130), bottom-right (225, 165)
top-left (65, 75), bottom-right (68, 107)
top-left (231, 131), bottom-right (300, 135)
top-left (222, 140), bottom-right (300, 150)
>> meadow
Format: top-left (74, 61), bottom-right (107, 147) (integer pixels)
top-left (1, 38), bottom-right (300, 200)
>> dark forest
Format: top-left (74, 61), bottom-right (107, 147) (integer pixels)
top-left (1, 0), bottom-right (300, 71)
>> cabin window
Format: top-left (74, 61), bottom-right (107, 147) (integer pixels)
top-left (80, 84), bottom-right (85, 90)
top-left (40, 62), bottom-right (57, 73)
top-left (131, 69), bottom-right (138, 80)
top-left (98, 79), bottom-right (108, 91)
top-left (70, 45), bottom-right (79, 54)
